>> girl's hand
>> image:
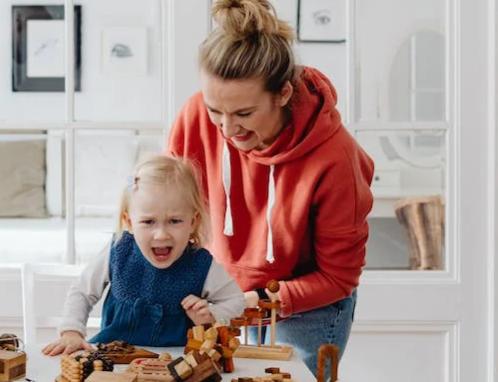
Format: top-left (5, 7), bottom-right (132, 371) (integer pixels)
top-left (181, 294), bottom-right (215, 325)
top-left (42, 330), bottom-right (93, 356)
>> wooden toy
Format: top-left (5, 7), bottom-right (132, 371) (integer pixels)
top-left (316, 344), bottom-right (339, 382)
top-left (127, 350), bottom-right (221, 382)
top-left (0, 334), bottom-right (21, 352)
top-left (0, 349), bottom-right (26, 382)
top-left (232, 281), bottom-right (293, 361)
top-left (184, 323), bottom-right (240, 373)
top-left (95, 340), bottom-right (159, 364)
top-left (56, 351), bottom-right (114, 382)
top-left (229, 366), bottom-right (294, 382)
top-left (85, 371), bottom-right (138, 382)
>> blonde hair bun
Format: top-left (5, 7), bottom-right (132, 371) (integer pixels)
top-left (212, 0), bottom-right (294, 42)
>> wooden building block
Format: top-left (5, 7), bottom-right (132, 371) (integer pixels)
top-left (0, 350), bottom-right (26, 382)
top-left (85, 371), bottom-right (138, 382)
top-left (192, 326), bottom-right (205, 342)
top-left (183, 357), bottom-right (221, 382)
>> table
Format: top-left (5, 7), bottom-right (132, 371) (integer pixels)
top-left (23, 345), bottom-right (315, 381)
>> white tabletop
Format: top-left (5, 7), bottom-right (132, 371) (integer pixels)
top-left (23, 345), bottom-right (315, 382)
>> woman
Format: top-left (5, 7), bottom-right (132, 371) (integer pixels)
top-left (168, 0), bottom-right (374, 376)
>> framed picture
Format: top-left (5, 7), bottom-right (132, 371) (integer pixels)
top-left (101, 27), bottom-right (148, 76)
top-left (12, 5), bottom-right (82, 92)
top-left (297, 0), bottom-right (346, 43)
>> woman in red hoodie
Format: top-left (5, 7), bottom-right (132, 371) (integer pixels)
top-left (168, 0), bottom-right (374, 376)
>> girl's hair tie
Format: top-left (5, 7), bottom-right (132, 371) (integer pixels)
top-left (127, 175), bottom-right (139, 191)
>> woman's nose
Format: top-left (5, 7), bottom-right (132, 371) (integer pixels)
top-left (220, 115), bottom-right (237, 138)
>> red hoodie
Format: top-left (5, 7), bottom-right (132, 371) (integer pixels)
top-left (168, 67), bottom-right (374, 317)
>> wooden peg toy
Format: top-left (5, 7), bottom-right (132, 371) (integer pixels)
top-left (233, 280), bottom-right (292, 361)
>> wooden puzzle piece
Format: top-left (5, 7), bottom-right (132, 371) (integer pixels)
top-left (95, 341), bottom-right (159, 364)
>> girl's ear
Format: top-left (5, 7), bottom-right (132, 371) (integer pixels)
top-left (122, 211), bottom-right (133, 233)
top-left (190, 212), bottom-right (200, 231)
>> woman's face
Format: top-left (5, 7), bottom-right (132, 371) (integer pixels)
top-left (200, 70), bottom-right (293, 151)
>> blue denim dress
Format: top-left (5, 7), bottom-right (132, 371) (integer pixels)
top-left (89, 232), bottom-right (212, 346)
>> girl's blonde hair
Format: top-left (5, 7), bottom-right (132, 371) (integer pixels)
top-left (116, 155), bottom-right (209, 247)
top-left (200, 0), bottom-right (295, 93)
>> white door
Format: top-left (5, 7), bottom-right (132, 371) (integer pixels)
top-left (339, 0), bottom-right (493, 381)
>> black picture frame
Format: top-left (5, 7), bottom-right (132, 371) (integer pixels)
top-left (297, 0), bottom-right (346, 44)
top-left (12, 5), bottom-right (82, 92)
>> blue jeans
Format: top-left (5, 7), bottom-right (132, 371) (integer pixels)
top-left (249, 290), bottom-right (357, 379)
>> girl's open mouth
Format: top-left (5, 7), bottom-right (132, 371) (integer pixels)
top-left (152, 246), bottom-right (172, 260)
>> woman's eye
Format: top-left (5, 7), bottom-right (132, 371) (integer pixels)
top-left (170, 219), bottom-right (183, 224)
top-left (237, 112), bottom-right (252, 117)
top-left (141, 220), bottom-right (154, 225)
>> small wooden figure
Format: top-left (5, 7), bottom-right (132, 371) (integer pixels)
top-left (96, 341), bottom-right (159, 364)
top-left (85, 371), bottom-right (138, 382)
top-left (316, 344), bottom-right (339, 382)
top-left (232, 281), bottom-right (293, 361)
top-left (0, 349), bottom-right (26, 382)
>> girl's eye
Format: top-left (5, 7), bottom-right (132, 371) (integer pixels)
top-left (141, 220), bottom-right (154, 225)
top-left (170, 218), bottom-right (183, 224)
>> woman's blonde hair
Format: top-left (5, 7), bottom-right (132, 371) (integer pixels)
top-left (200, 0), bottom-right (295, 93)
top-left (116, 155), bottom-right (209, 247)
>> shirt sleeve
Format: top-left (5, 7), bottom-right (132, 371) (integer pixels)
top-left (58, 242), bottom-right (111, 337)
top-left (202, 260), bottom-right (245, 323)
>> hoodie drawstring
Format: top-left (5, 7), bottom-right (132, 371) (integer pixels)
top-left (265, 164), bottom-right (276, 263)
top-left (222, 141), bottom-right (276, 263)
top-left (222, 141), bottom-right (233, 236)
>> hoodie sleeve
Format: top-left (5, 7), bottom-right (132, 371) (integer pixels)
top-left (278, 146), bottom-right (374, 317)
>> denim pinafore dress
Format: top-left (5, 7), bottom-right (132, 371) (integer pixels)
top-left (89, 232), bottom-right (212, 346)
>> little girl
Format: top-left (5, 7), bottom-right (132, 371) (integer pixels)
top-left (43, 155), bottom-right (245, 356)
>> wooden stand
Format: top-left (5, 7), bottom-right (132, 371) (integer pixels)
top-left (0, 350), bottom-right (26, 382)
top-left (395, 195), bottom-right (444, 270)
top-left (233, 281), bottom-right (293, 361)
top-left (316, 344), bottom-right (339, 382)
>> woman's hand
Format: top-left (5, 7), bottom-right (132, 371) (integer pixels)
top-left (181, 294), bottom-right (215, 325)
top-left (42, 330), bottom-right (93, 356)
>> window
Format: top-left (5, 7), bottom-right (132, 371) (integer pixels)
top-left (0, 0), bottom-right (166, 265)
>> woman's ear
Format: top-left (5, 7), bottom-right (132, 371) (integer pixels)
top-left (278, 80), bottom-right (293, 107)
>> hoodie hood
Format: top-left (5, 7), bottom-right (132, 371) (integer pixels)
top-left (242, 66), bottom-right (343, 166)
top-left (222, 66), bottom-right (345, 263)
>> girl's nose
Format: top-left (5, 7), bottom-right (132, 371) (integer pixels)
top-left (154, 225), bottom-right (170, 240)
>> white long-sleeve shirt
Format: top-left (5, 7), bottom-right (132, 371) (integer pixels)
top-left (59, 242), bottom-right (245, 337)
